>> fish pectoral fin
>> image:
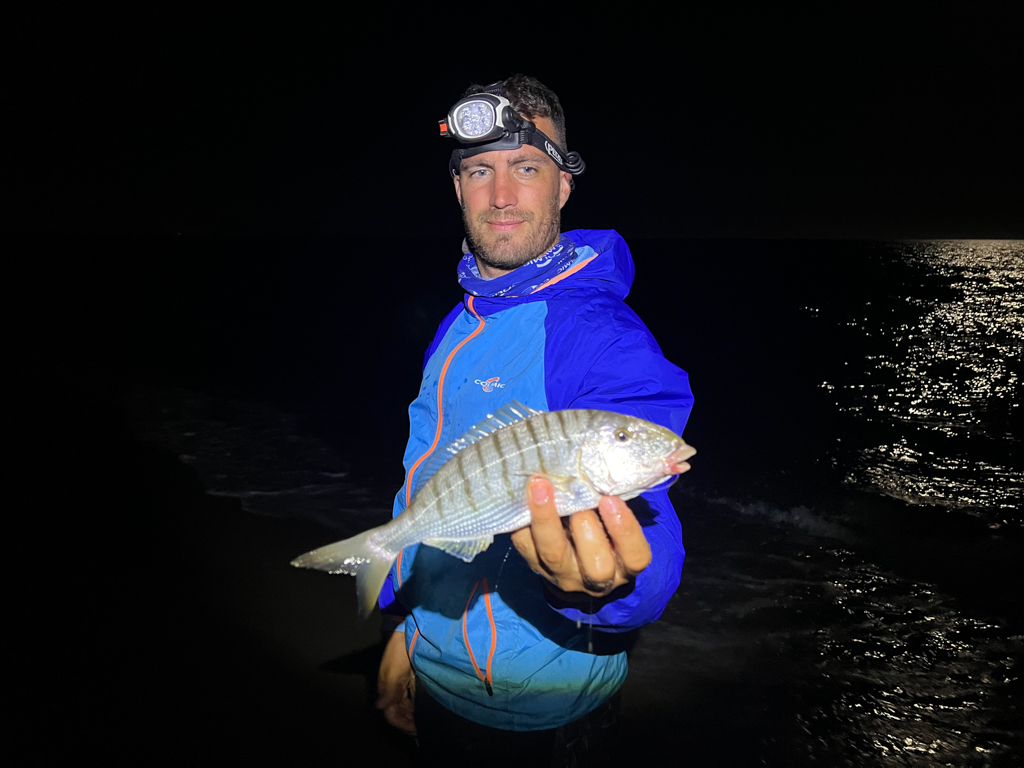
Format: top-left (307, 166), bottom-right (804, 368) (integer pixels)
top-left (424, 534), bottom-right (494, 563)
top-left (511, 471), bottom-right (577, 493)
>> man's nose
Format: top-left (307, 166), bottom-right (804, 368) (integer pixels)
top-left (490, 169), bottom-right (517, 209)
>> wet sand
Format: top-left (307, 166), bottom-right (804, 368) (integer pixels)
top-left (40, 433), bottom-right (418, 766)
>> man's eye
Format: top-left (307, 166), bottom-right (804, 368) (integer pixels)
top-left (469, 168), bottom-right (488, 178)
top-left (518, 166), bottom-right (538, 175)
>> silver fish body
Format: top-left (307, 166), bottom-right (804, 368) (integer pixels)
top-left (290, 403), bottom-right (695, 616)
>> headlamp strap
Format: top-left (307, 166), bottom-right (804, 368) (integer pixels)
top-left (444, 81), bottom-right (586, 184)
top-left (479, 81), bottom-right (506, 96)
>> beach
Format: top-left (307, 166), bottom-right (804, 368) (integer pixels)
top-left (24, 236), bottom-right (1022, 766)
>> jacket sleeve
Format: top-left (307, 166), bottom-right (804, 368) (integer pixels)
top-left (547, 311), bottom-right (694, 632)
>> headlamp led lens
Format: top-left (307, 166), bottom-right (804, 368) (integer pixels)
top-left (455, 101), bottom-right (496, 139)
top-left (441, 85), bottom-right (585, 184)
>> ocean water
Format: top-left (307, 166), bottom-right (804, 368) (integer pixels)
top-left (122, 238), bottom-right (1022, 765)
top-left (823, 241), bottom-right (1022, 517)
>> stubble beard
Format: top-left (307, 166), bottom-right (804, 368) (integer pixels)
top-left (462, 196), bottom-right (562, 274)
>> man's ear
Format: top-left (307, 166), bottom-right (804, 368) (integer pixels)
top-left (453, 174), bottom-right (463, 205)
top-left (558, 171), bottom-right (572, 209)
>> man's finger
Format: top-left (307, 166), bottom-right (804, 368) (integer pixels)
top-left (597, 495), bottom-right (652, 576)
top-left (527, 477), bottom-right (571, 569)
top-left (569, 509), bottom-right (617, 590)
top-left (510, 526), bottom-right (542, 573)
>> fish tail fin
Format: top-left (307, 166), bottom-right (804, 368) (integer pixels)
top-left (290, 528), bottom-right (398, 619)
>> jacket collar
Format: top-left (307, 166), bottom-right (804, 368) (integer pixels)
top-left (457, 234), bottom-right (577, 298)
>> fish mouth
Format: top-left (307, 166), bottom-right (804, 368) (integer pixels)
top-left (663, 443), bottom-right (697, 475)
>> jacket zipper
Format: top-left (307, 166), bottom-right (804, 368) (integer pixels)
top-left (396, 297), bottom-right (486, 587)
top-left (462, 578), bottom-right (497, 696)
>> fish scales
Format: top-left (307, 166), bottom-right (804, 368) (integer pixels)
top-left (290, 405), bottom-right (695, 617)
top-left (464, 441), bottom-right (492, 526)
top-left (480, 432), bottom-right (505, 505)
top-left (540, 412), bottom-right (569, 478)
top-left (526, 416), bottom-right (549, 474)
top-left (407, 412), bottom-right (586, 547)
top-left (417, 437), bottom-right (505, 541)
top-left (496, 425), bottom-right (518, 494)
top-left (555, 410), bottom-right (581, 467)
top-left (388, 415), bottom-right (548, 549)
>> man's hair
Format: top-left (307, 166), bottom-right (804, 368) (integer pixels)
top-left (460, 74), bottom-right (568, 152)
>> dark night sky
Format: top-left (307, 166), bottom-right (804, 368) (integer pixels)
top-left (4, 3), bottom-right (1022, 239)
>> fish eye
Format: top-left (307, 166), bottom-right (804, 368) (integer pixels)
top-left (614, 429), bottom-right (631, 443)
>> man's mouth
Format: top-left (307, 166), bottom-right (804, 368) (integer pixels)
top-left (486, 220), bottom-right (525, 232)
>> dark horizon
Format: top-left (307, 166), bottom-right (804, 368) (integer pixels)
top-left (4, 4), bottom-right (1022, 240)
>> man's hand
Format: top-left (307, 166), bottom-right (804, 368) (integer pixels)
top-left (376, 630), bottom-right (416, 735)
top-left (510, 477), bottom-right (653, 597)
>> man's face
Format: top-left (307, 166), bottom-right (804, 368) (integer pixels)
top-left (454, 115), bottom-right (572, 278)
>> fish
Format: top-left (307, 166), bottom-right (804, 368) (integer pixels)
top-left (290, 402), bottom-right (695, 617)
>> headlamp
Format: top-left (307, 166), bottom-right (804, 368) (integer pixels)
top-left (439, 82), bottom-right (585, 185)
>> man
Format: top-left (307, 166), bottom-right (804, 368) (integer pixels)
top-left (375, 75), bottom-right (694, 764)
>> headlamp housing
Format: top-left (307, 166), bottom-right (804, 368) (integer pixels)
top-left (439, 83), bottom-right (585, 186)
top-left (444, 93), bottom-right (515, 143)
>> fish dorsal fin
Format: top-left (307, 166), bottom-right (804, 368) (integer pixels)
top-left (414, 400), bottom-right (544, 492)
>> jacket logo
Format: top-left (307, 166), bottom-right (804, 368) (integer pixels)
top-left (475, 377), bottom-right (505, 393)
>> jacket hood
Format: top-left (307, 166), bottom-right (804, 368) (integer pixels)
top-left (460, 229), bottom-right (635, 313)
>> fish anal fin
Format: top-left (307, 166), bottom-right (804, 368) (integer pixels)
top-left (424, 534), bottom-right (494, 563)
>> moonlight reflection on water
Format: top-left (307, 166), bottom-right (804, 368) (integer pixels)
top-left (821, 240), bottom-right (1023, 518)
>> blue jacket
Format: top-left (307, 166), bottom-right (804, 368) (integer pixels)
top-left (381, 229), bottom-right (694, 731)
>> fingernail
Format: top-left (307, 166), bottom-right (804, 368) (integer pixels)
top-left (530, 477), bottom-right (551, 504)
